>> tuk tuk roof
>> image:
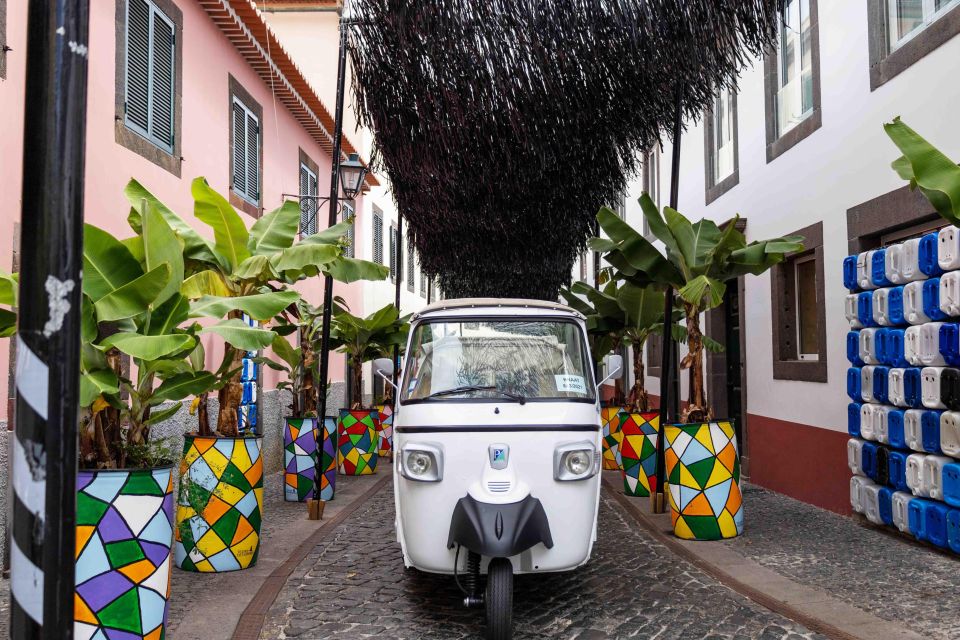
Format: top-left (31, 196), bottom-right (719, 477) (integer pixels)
top-left (413, 298), bottom-right (584, 320)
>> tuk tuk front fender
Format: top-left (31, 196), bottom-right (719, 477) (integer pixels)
top-left (446, 494), bottom-right (554, 558)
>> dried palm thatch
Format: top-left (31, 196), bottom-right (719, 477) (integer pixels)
top-left (349, 0), bottom-right (785, 300)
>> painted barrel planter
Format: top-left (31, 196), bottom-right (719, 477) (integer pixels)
top-left (601, 405), bottom-right (626, 471)
top-left (75, 466), bottom-right (175, 640)
top-left (174, 434), bottom-right (264, 572)
top-left (664, 420), bottom-right (743, 540)
top-left (320, 417), bottom-right (337, 499)
top-left (337, 408), bottom-right (380, 475)
top-left (284, 417), bottom-right (319, 502)
top-left (376, 403), bottom-right (394, 457)
top-left (618, 411), bottom-right (660, 497)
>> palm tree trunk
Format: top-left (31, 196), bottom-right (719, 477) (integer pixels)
top-left (301, 339), bottom-right (317, 415)
top-left (217, 347), bottom-right (244, 437)
top-left (682, 303), bottom-right (710, 423)
top-left (198, 392), bottom-right (211, 436)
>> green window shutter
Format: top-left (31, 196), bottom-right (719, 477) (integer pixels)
top-left (150, 8), bottom-right (175, 151)
top-left (246, 112), bottom-right (260, 203)
top-left (373, 212), bottom-right (383, 264)
top-left (232, 99), bottom-right (247, 198)
top-left (125, 0), bottom-right (151, 135)
top-left (299, 164), bottom-right (310, 235)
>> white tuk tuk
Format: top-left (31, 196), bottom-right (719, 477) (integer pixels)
top-left (375, 298), bottom-right (621, 640)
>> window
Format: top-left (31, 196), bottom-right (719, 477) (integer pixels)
top-left (341, 201), bottom-right (355, 258)
top-left (868, 0), bottom-right (960, 89)
top-left (763, 0), bottom-right (821, 161)
top-left (771, 221), bottom-right (826, 381)
top-left (407, 235), bottom-right (415, 292)
top-left (389, 224), bottom-right (398, 282)
top-left (420, 270), bottom-right (428, 297)
top-left (641, 147), bottom-right (660, 238)
top-left (704, 87), bottom-right (739, 204)
top-left (115, 0), bottom-right (182, 175)
top-left (299, 158), bottom-right (319, 236)
top-left (372, 207), bottom-right (384, 264)
top-left (232, 97), bottom-right (260, 207)
top-left (579, 251), bottom-right (588, 281)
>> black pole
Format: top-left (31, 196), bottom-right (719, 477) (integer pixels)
top-left (11, 1), bottom-right (89, 636)
top-left (392, 211), bottom-right (403, 405)
top-left (653, 89), bottom-right (683, 514)
top-left (312, 15), bottom-right (349, 503)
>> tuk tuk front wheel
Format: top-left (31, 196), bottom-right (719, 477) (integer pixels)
top-left (485, 558), bottom-right (513, 640)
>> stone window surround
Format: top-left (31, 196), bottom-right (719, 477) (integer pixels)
top-left (771, 221), bottom-right (827, 382)
top-left (703, 90), bottom-right (740, 205)
top-left (867, 0), bottom-right (960, 90)
top-left (228, 74), bottom-right (264, 218)
top-left (762, 0), bottom-right (823, 164)
top-left (114, 0), bottom-right (184, 177)
top-left (846, 184), bottom-right (940, 254)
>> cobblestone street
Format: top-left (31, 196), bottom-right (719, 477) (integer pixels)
top-left (259, 484), bottom-right (825, 640)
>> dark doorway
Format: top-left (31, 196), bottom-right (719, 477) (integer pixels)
top-left (706, 277), bottom-right (748, 458)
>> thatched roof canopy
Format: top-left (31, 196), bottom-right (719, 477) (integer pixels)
top-left (349, 0), bottom-right (785, 300)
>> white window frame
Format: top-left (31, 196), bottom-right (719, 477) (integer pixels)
top-left (299, 162), bottom-right (318, 236)
top-left (341, 201), bottom-right (355, 258)
top-left (794, 253), bottom-right (819, 361)
top-left (888, 0), bottom-right (960, 50)
top-left (124, 0), bottom-right (175, 152)
top-left (775, 0), bottom-right (814, 137)
top-left (232, 96), bottom-right (260, 206)
top-left (712, 88), bottom-right (736, 184)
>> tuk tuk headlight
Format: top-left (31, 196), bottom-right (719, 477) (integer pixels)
top-left (400, 444), bottom-right (443, 482)
top-left (554, 442), bottom-right (600, 481)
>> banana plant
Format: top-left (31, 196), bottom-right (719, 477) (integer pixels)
top-left (0, 270), bottom-right (18, 337)
top-left (123, 178), bottom-right (388, 435)
top-left (329, 304), bottom-right (410, 410)
top-left (884, 117), bottom-right (960, 225)
top-left (591, 199), bottom-right (803, 422)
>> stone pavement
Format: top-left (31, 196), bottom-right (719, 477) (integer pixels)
top-left (258, 482), bottom-right (826, 639)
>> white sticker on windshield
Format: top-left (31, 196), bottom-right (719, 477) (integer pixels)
top-left (555, 375), bottom-right (587, 393)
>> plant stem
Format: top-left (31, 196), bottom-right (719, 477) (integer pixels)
top-left (682, 302), bottom-right (710, 423)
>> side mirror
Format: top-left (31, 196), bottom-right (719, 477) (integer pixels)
top-left (598, 354), bottom-right (623, 388)
top-left (373, 357), bottom-right (399, 392)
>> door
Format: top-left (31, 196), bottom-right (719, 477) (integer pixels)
top-left (706, 277), bottom-right (748, 455)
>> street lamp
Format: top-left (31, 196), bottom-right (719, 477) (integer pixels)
top-left (339, 153), bottom-right (368, 198)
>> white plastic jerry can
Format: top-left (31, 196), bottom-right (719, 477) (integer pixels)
top-left (941, 271), bottom-right (960, 318)
top-left (939, 226), bottom-right (960, 271)
top-left (903, 281), bottom-right (930, 325)
top-left (922, 367), bottom-right (947, 409)
top-left (905, 409), bottom-right (925, 451)
top-left (923, 455), bottom-right (953, 500)
top-left (889, 368), bottom-right (907, 407)
top-left (858, 252), bottom-right (878, 290)
top-left (905, 325), bottom-right (923, 365)
top-left (892, 491), bottom-right (915, 533)
top-left (860, 404), bottom-right (877, 440)
top-left (875, 405), bottom-right (892, 444)
top-left (861, 366), bottom-right (877, 403)
top-left (859, 329), bottom-right (881, 365)
top-left (872, 288), bottom-right (893, 326)
top-left (885, 244), bottom-right (905, 285)
top-left (845, 293), bottom-right (864, 329)
top-left (850, 475), bottom-right (870, 514)
top-left (848, 438), bottom-right (865, 476)
top-left (861, 482), bottom-right (883, 525)
top-left (900, 238), bottom-right (925, 283)
top-left (920, 323), bottom-right (947, 366)
top-left (941, 411), bottom-right (960, 458)
top-left (906, 453), bottom-right (927, 496)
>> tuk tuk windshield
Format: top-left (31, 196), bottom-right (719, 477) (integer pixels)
top-left (401, 319), bottom-right (594, 403)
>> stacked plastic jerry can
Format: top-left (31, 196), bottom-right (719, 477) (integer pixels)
top-left (239, 313), bottom-right (259, 434)
top-left (845, 228), bottom-right (960, 553)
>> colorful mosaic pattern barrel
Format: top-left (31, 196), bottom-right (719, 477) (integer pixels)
top-left (618, 411), bottom-right (660, 497)
top-left (174, 435), bottom-right (264, 572)
top-left (376, 403), bottom-right (394, 456)
top-left (337, 409), bottom-right (380, 475)
top-left (284, 417), bottom-right (319, 502)
top-left (320, 417), bottom-right (337, 499)
top-left (75, 466), bottom-right (174, 640)
top-left (664, 421), bottom-right (742, 540)
top-left (601, 405), bottom-right (625, 470)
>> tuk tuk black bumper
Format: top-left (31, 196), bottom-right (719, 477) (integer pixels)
top-left (446, 494), bottom-right (554, 557)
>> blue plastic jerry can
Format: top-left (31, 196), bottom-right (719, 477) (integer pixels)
top-left (862, 441), bottom-right (879, 480)
top-left (943, 462), bottom-right (960, 508)
top-left (848, 367), bottom-right (863, 401)
top-left (919, 232), bottom-right (944, 277)
top-left (878, 486), bottom-right (895, 526)
top-left (886, 329), bottom-right (908, 368)
top-left (908, 498), bottom-right (930, 541)
top-left (843, 255), bottom-right (859, 291)
top-left (888, 450), bottom-right (909, 492)
top-left (241, 358), bottom-right (258, 382)
top-left (873, 366), bottom-right (890, 404)
top-left (947, 509), bottom-right (960, 553)
top-left (900, 367), bottom-right (922, 407)
top-left (887, 286), bottom-right (905, 326)
top-left (241, 381), bottom-right (257, 404)
top-left (871, 250), bottom-right (892, 287)
top-left (888, 410), bottom-right (907, 449)
top-left (858, 292), bottom-right (876, 327)
top-left (941, 324), bottom-right (960, 366)
top-left (848, 402), bottom-right (863, 437)
top-left (875, 329), bottom-right (890, 365)
top-left (924, 278), bottom-right (949, 321)
top-left (847, 331), bottom-right (864, 365)
top-left (922, 410), bottom-right (944, 453)
top-left (926, 501), bottom-right (951, 548)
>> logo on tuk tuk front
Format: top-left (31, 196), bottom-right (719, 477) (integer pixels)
top-left (489, 444), bottom-right (509, 470)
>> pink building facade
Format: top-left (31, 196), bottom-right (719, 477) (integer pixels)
top-left (0, 0), bottom-right (374, 423)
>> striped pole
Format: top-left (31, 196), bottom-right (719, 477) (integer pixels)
top-left (11, 1), bottom-right (89, 637)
